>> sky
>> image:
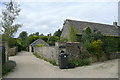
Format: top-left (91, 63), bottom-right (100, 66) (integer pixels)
top-left (0, 0), bottom-right (119, 37)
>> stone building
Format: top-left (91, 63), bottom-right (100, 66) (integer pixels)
top-left (29, 39), bottom-right (49, 52)
top-left (61, 19), bottom-right (120, 41)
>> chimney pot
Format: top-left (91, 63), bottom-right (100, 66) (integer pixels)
top-left (113, 22), bottom-right (117, 27)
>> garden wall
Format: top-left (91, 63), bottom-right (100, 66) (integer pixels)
top-left (33, 42), bottom-right (119, 66)
top-left (34, 46), bottom-right (59, 64)
top-left (33, 42), bottom-right (81, 64)
top-left (8, 47), bottom-right (18, 56)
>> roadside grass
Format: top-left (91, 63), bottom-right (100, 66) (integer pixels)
top-left (33, 52), bottom-right (58, 66)
top-left (2, 60), bottom-right (16, 76)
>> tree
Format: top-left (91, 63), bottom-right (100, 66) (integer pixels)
top-left (16, 38), bottom-right (23, 52)
top-left (19, 31), bottom-right (28, 40)
top-left (1, 0), bottom-right (22, 41)
top-left (40, 36), bottom-right (48, 42)
top-left (47, 36), bottom-right (59, 43)
top-left (29, 32), bottom-right (39, 37)
top-left (18, 31), bottom-right (29, 50)
top-left (35, 32), bottom-right (39, 36)
top-left (29, 35), bottom-right (39, 44)
top-left (53, 29), bottom-right (62, 37)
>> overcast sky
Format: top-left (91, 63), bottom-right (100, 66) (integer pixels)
top-left (0, 0), bottom-right (119, 37)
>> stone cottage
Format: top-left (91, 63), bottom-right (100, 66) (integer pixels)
top-left (29, 39), bottom-right (49, 52)
top-left (61, 19), bottom-right (120, 40)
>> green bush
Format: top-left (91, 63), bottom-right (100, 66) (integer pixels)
top-left (36, 44), bottom-right (45, 47)
top-left (92, 40), bottom-right (103, 51)
top-left (82, 27), bottom-right (93, 43)
top-left (79, 59), bottom-right (91, 66)
top-left (68, 59), bottom-right (80, 67)
top-left (80, 44), bottom-right (90, 59)
top-left (2, 60), bottom-right (16, 76)
top-left (84, 41), bottom-right (95, 54)
top-left (92, 40), bottom-right (103, 59)
top-left (68, 59), bottom-right (91, 67)
top-left (102, 36), bottom-right (120, 54)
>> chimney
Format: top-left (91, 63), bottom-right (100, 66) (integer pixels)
top-left (113, 22), bottom-right (117, 28)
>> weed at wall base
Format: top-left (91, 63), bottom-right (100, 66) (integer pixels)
top-left (33, 52), bottom-right (58, 66)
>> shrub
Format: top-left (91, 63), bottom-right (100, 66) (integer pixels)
top-left (92, 40), bottom-right (103, 59)
top-left (80, 44), bottom-right (90, 59)
top-left (2, 60), bottom-right (16, 76)
top-left (79, 59), bottom-right (91, 66)
top-left (84, 41), bottom-right (95, 54)
top-left (68, 59), bottom-right (91, 67)
top-left (102, 36), bottom-right (120, 54)
top-left (36, 44), bottom-right (45, 47)
top-left (82, 27), bottom-right (93, 43)
top-left (68, 59), bottom-right (80, 67)
top-left (92, 40), bottom-right (103, 50)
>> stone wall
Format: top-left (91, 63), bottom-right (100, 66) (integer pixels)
top-left (8, 47), bottom-right (18, 56)
top-left (33, 42), bottom-right (120, 65)
top-left (34, 46), bottom-right (59, 64)
top-left (33, 42), bottom-right (81, 64)
top-left (66, 42), bottom-right (81, 60)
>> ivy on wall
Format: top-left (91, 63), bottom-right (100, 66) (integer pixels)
top-left (69, 25), bottom-right (79, 42)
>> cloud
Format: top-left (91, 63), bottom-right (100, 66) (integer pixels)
top-left (0, 1), bottom-right (118, 37)
top-left (1, 0), bottom-right (119, 2)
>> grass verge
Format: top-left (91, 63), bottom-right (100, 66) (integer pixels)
top-left (33, 52), bottom-right (58, 66)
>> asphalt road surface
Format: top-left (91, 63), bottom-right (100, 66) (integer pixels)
top-left (3, 51), bottom-right (119, 78)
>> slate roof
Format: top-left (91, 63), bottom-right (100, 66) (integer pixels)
top-left (64, 19), bottom-right (120, 36)
top-left (30, 39), bottom-right (49, 47)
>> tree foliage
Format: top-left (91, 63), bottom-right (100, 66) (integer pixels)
top-left (29, 35), bottom-right (39, 44)
top-left (47, 36), bottom-right (59, 43)
top-left (18, 31), bottom-right (29, 50)
top-left (40, 36), bottom-right (48, 42)
top-left (53, 29), bottom-right (62, 37)
top-left (1, 0), bottom-right (22, 40)
top-left (19, 31), bottom-right (28, 40)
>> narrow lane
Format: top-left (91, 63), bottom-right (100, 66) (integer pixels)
top-left (4, 51), bottom-right (118, 78)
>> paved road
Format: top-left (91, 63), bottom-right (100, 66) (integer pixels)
top-left (4, 51), bottom-right (118, 78)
